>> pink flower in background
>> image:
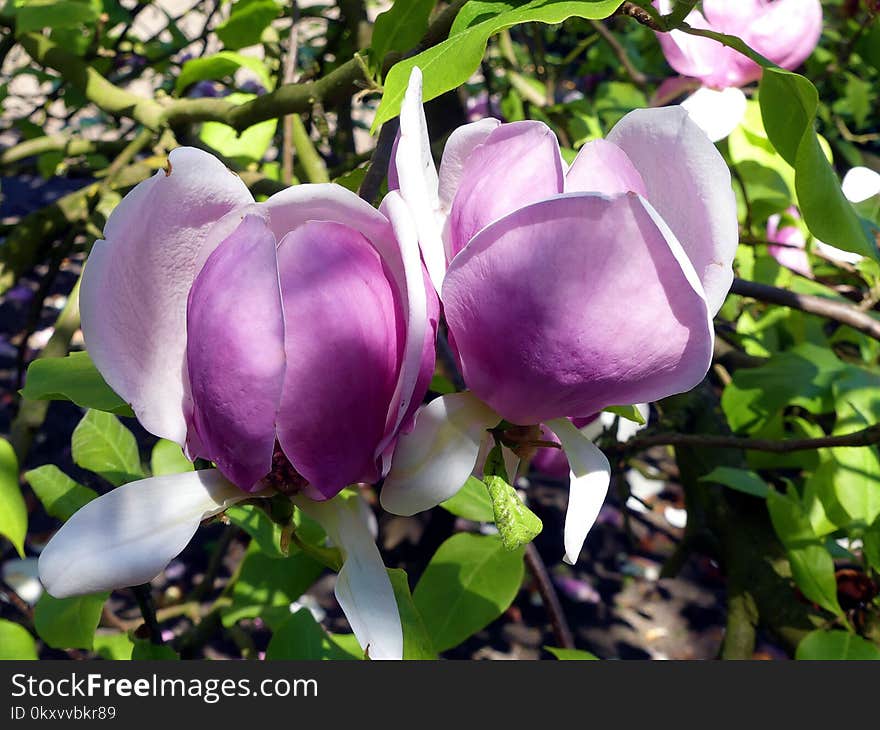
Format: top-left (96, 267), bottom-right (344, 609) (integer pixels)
top-left (38, 148), bottom-right (439, 659)
top-left (655, 0), bottom-right (823, 141)
top-left (381, 69), bottom-right (737, 564)
top-left (767, 208), bottom-right (812, 278)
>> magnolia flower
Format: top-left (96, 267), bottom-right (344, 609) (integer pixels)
top-left (380, 69), bottom-right (737, 564)
top-left (767, 208), bottom-right (813, 278)
top-left (655, 0), bottom-right (823, 141)
top-left (38, 147), bottom-right (438, 659)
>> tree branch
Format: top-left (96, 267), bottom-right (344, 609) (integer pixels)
top-left (730, 277), bottom-right (880, 342)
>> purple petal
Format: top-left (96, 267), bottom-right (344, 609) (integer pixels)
top-left (607, 106), bottom-right (738, 315)
top-left (442, 193), bottom-right (713, 425)
top-left (767, 211), bottom-right (812, 278)
top-left (80, 147), bottom-right (253, 444)
top-left (743, 0), bottom-right (822, 71)
top-left (185, 215), bottom-right (285, 491)
top-left (275, 221), bottom-right (404, 498)
top-left (565, 139), bottom-right (647, 197)
top-left (447, 120), bottom-right (564, 258)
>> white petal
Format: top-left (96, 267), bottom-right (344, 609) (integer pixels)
top-left (394, 67), bottom-right (447, 292)
top-left (547, 418), bottom-right (611, 565)
top-left (680, 87), bottom-right (747, 143)
top-left (815, 239), bottom-right (864, 265)
top-left (841, 166), bottom-right (880, 204)
top-left (295, 493), bottom-right (401, 660)
top-left (38, 470), bottom-right (248, 598)
top-left (381, 392), bottom-right (501, 516)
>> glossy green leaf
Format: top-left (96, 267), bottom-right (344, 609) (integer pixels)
top-left (12, 0), bottom-right (100, 35)
top-left (414, 533), bottom-right (524, 652)
top-left (216, 0), bottom-right (280, 50)
top-left (440, 476), bottom-right (495, 522)
top-left (266, 608), bottom-right (359, 660)
top-left (175, 51), bottom-right (274, 95)
top-left (388, 568), bottom-right (436, 660)
top-left (0, 619), bottom-right (38, 659)
top-left (699, 467), bottom-right (769, 499)
top-left (24, 465), bottom-right (97, 521)
top-left (226, 503), bottom-right (286, 559)
top-left (766, 490), bottom-right (843, 617)
top-left (0, 438), bottom-right (26, 557)
top-left (34, 592), bottom-right (108, 650)
top-left (72, 410), bottom-right (144, 486)
top-left (93, 632), bottom-right (134, 660)
top-left (721, 344), bottom-right (846, 434)
top-left (20, 351), bottom-right (133, 416)
top-left (131, 640), bottom-right (179, 660)
top-left (222, 541), bottom-right (324, 629)
top-left (373, 0), bottom-right (624, 130)
top-left (150, 439), bottom-right (194, 477)
top-left (545, 646), bottom-right (599, 660)
top-left (200, 93), bottom-right (278, 165)
top-left (604, 404), bottom-right (646, 425)
top-left (759, 69), bottom-right (876, 260)
top-left (796, 630), bottom-right (880, 660)
top-left (371, 0), bottom-right (436, 71)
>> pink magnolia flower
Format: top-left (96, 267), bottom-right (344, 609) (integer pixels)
top-left (38, 147), bottom-right (439, 659)
top-left (767, 208), bottom-right (812, 278)
top-left (380, 69), bottom-right (737, 564)
top-left (655, 0), bottom-right (823, 141)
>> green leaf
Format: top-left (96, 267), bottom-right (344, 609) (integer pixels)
top-left (222, 541), bottom-right (324, 629)
top-left (766, 490), bottom-right (843, 617)
top-left (700, 467), bottom-right (769, 499)
top-left (603, 404), bottom-right (646, 425)
top-left (200, 93), bottom-right (278, 165)
top-left (388, 568), bottom-right (436, 660)
top-left (24, 465), bottom-right (97, 521)
top-left (414, 533), bottom-right (524, 652)
top-left (0, 619), bottom-right (38, 659)
top-left (93, 632), bottom-right (134, 660)
top-left (0, 438), bottom-right (27, 557)
top-left (175, 51), bottom-right (274, 95)
top-left (216, 0), bottom-right (280, 50)
top-left (12, 0), bottom-right (100, 35)
top-left (759, 69), bottom-right (876, 260)
top-left (34, 592), bottom-right (107, 650)
top-left (150, 439), bottom-right (194, 477)
top-left (545, 646), bottom-right (599, 660)
top-left (796, 630), bottom-right (880, 660)
top-left (20, 351), bottom-right (133, 416)
top-left (132, 640), bottom-right (179, 660)
top-left (266, 609), bottom-right (359, 660)
top-left (72, 410), bottom-right (144, 486)
top-left (440, 476), bottom-right (495, 522)
top-left (373, 0), bottom-right (624, 130)
top-left (485, 475), bottom-right (542, 551)
top-left (721, 344), bottom-right (846, 433)
top-left (371, 0), bottom-right (436, 72)
top-left (226, 503), bottom-right (286, 559)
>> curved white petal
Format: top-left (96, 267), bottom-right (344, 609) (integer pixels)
top-left (295, 493), bottom-right (401, 660)
top-left (394, 67), bottom-right (447, 292)
top-left (680, 87), bottom-right (747, 143)
top-left (376, 191), bottom-right (430, 455)
top-left (381, 392), bottom-right (501, 516)
top-left (841, 166), bottom-right (880, 204)
top-left (547, 418), bottom-right (611, 565)
top-left (38, 470), bottom-right (248, 598)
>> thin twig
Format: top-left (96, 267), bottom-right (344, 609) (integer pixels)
top-left (589, 19), bottom-right (647, 87)
top-left (524, 543), bottom-right (575, 650)
top-left (730, 277), bottom-right (880, 342)
top-left (357, 117), bottom-right (399, 204)
top-left (131, 584), bottom-right (164, 645)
